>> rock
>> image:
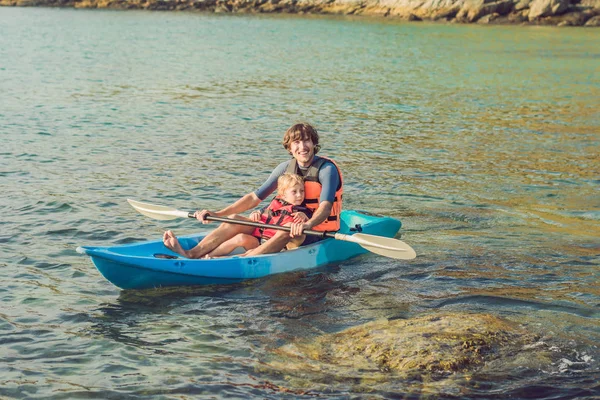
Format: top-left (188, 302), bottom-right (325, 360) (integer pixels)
top-left (528, 0), bottom-right (570, 20)
top-left (514, 0), bottom-right (532, 11)
top-left (431, 4), bottom-right (461, 20)
top-left (4, 0), bottom-right (600, 26)
top-left (360, 3), bottom-right (394, 16)
top-left (214, 1), bottom-right (231, 11)
top-left (74, 0), bottom-right (95, 7)
top-left (477, 11), bottom-right (499, 21)
top-left (457, 0), bottom-right (514, 22)
top-left (418, 0), bottom-right (461, 19)
top-left (508, 8), bottom-right (530, 21)
top-left (548, 10), bottom-right (591, 25)
top-left (584, 14), bottom-right (600, 25)
top-left (264, 313), bottom-right (550, 389)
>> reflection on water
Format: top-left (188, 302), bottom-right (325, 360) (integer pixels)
top-left (0, 6), bottom-right (599, 399)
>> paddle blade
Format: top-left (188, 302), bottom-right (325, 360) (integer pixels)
top-left (127, 199), bottom-right (190, 220)
top-left (336, 233), bottom-right (417, 260)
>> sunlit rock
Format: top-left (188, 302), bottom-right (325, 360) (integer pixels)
top-left (3, 0), bottom-right (599, 26)
top-left (477, 11), bottom-right (500, 21)
top-left (528, 0), bottom-right (569, 20)
top-left (584, 14), bottom-right (600, 24)
top-left (263, 313), bottom-right (552, 392)
top-left (514, 0), bottom-right (531, 10)
top-left (456, 0), bottom-right (514, 22)
top-left (508, 8), bottom-right (529, 20)
top-left (552, 9), bottom-right (591, 25)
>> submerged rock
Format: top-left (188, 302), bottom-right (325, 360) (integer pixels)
top-left (263, 313), bottom-right (553, 392)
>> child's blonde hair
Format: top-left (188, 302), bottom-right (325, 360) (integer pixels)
top-left (277, 173), bottom-right (304, 197)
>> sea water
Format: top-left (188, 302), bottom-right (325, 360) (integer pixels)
top-left (1, 7), bottom-right (599, 398)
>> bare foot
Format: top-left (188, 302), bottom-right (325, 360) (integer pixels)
top-left (163, 230), bottom-right (188, 258)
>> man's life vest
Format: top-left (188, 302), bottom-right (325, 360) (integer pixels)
top-left (252, 198), bottom-right (313, 240)
top-left (285, 156), bottom-right (343, 232)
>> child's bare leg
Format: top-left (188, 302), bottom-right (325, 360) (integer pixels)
top-left (164, 215), bottom-right (255, 259)
top-left (244, 230), bottom-right (291, 256)
top-left (286, 234), bottom-right (306, 250)
top-left (206, 234), bottom-right (259, 258)
top-left (278, 222), bottom-right (305, 250)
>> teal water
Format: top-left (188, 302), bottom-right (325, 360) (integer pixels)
top-left (1, 7), bottom-right (599, 399)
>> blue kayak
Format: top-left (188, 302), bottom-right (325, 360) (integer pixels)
top-left (77, 210), bottom-right (401, 290)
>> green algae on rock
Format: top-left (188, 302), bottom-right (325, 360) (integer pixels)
top-left (263, 313), bottom-right (551, 390)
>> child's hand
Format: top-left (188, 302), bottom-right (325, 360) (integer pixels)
top-left (292, 212), bottom-right (309, 223)
top-left (250, 210), bottom-right (262, 222)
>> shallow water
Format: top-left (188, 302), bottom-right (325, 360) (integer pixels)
top-left (1, 7), bottom-right (599, 399)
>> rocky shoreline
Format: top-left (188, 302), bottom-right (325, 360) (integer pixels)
top-left (1, 0), bottom-right (599, 26)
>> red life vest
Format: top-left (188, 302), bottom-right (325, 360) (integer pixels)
top-left (285, 156), bottom-right (343, 231)
top-left (252, 198), bottom-right (312, 240)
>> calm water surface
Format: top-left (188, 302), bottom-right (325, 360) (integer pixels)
top-left (1, 7), bottom-right (599, 399)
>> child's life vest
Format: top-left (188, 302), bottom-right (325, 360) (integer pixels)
top-left (252, 198), bottom-right (313, 240)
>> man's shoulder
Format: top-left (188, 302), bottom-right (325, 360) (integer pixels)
top-left (273, 159), bottom-right (293, 173)
top-left (315, 155), bottom-right (339, 165)
top-left (315, 156), bottom-right (340, 172)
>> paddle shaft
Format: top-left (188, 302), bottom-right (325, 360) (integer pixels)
top-left (189, 213), bottom-right (333, 239)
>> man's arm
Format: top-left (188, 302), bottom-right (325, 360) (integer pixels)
top-left (195, 192), bottom-right (262, 224)
top-left (213, 192), bottom-right (262, 217)
top-left (196, 161), bottom-right (290, 223)
top-left (304, 201), bottom-right (333, 230)
top-left (254, 160), bottom-right (290, 200)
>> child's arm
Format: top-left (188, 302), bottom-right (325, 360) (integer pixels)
top-left (291, 206), bottom-right (313, 223)
top-left (249, 210), bottom-right (262, 222)
top-left (249, 206), bottom-right (267, 222)
top-left (291, 211), bottom-right (309, 223)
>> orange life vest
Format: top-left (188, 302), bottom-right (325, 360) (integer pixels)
top-left (252, 198), bottom-right (312, 240)
top-left (285, 156), bottom-right (343, 232)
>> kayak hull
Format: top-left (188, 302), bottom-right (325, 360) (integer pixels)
top-left (77, 210), bottom-right (401, 290)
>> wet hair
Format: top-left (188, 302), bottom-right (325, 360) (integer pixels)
top-left (282, 123), bottom-right (321, 155)
top-left (277, 173), bottom-right (304, 197)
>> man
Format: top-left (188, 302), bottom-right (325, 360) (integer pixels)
top-left (163, 123), bottom-right (343, 258)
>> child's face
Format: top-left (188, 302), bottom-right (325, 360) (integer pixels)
top-left (282, 183), bottom-right (304, 205)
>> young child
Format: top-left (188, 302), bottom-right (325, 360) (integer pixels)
top-left (203, 173), bottom-right (312, 258)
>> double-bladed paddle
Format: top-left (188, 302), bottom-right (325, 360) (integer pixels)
top-left (127, 198), bottom-right (416, 260)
